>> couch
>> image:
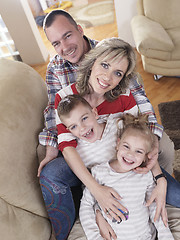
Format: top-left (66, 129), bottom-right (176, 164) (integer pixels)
top-left (0, 58), bottom-right (180, 240)
top-left (0, 58), bottom-right (50, 240)
top-left (131, 0), bottom-right (180, 78)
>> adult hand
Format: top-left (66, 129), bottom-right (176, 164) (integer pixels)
top-left (146, 177), bottom-right (168, 226)
top-left (96, 210), bottom-right (117, 240)
top-left (37, 145), bottom-right (58, 177)
top-left (134, 135), bottom-right (159, 174)
top-left (94, 185), bottom-right (128, 222)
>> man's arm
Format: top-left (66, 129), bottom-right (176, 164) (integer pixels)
top-left (37, 145), bottom-right (59, 177)
top-left (145, 161), bottom-right (168, 226)
top-left (147, 174), bottom-right (174, 239)
top-left (129, 74), bottom-right (163, 139)
top-left (38, 58), bottom-right (73, 175)
top-left (39, 60), bottom-right (65, 148)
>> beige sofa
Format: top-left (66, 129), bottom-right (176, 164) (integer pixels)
top-left (131, 0), bottom-right (180, 77)
top-left (0, 58), bottom-right (180, 240)
top-left (0, 58), bottom-right (51, 240)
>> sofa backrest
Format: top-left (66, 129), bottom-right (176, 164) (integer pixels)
top-left (141, 0), bottom-right (180, 29)
top-left (0, 59), bottom-right (48, 217)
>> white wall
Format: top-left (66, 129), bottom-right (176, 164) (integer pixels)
top-left (114, 0), bottom-right (137, 46)
top-left (0, 0), bottom-right (49, 65)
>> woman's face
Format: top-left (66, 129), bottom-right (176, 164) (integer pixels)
top-left (88, 56), bottom-right (129, 96)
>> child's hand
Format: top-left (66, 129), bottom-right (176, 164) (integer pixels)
top-left (96, 210), bottom-right (117, 240)
top-left (94, 185), bottom-right (128, 222)
top-left (146, 177), bottom-right (168, 226)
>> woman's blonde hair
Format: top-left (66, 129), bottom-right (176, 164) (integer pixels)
top-left (76, 38), bottom-right (137, 101)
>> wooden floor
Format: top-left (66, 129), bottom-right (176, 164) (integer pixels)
top-left (31, 17), bottom-right (180, 124)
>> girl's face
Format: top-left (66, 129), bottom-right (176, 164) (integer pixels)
top-left (116, 130), bottom-right (149, 172)
top-left (88, 56), bottom-right (129, 96)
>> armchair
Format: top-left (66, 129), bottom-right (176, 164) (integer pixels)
top-left (131, 0), bottom-right (180, 79)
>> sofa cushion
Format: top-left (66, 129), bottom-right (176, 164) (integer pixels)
top-left (0, 198), bottom-right (51, 240)
top-left (143, 0), bottom-right (180, 29)
top-left (141, 55), bottom-right (180, 76)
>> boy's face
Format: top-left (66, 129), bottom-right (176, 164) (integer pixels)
top-left (116, 130), bottom-right (149, 172)
top-left (61, 103), bottom-right (102, 143)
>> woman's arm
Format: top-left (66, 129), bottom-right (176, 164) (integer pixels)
top-left (129, 75), bottom-right (163, 139)
top-left (63, 146), bottom-right (127, 221)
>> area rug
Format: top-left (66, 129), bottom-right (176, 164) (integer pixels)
top-left (68, 0), bottom-right (114, 28)
top-left (158, 100), bottom-right (180, 182)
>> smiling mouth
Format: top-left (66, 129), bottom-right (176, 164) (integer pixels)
top-left (98, 79), bottom-right (110, 88)
top-left (82, 129), bottom-right (93, 139)
top-left (65, 48), bottom-right (76, 56)
top-left (123, 157), bottom-right (134, 165)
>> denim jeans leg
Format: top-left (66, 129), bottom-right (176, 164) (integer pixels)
top-left (39, 154), bottom-right (81, 240)
top-left (161, 168), bottom-right (180, 208)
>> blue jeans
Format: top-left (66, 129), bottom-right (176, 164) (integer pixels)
top-left (40, 153), bottom-right (81, 240)
top-left (40, 154), bottom-right (180, 240)
top-left (161, 168), bottom-right (180, 208)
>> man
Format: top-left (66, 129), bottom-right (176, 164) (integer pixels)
top-left (38, 10), bottom-right (175, 240)
top-left (38, 10), bottom-right (97, 174)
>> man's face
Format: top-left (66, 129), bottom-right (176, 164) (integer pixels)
top-left (45, 15), bottom-right (87, 64)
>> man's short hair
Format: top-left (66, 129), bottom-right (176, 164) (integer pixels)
top-left (43, 9), bottom-right (78, 32)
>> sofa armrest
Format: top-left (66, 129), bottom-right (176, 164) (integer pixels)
top-left (131, 15), bottom-right (174, 55)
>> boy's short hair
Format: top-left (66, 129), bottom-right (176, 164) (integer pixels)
top-left (57, 94), bottom-right (92, 119)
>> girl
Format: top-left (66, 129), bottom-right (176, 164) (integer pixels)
top-left (80, 113), bottom-right (174, 240)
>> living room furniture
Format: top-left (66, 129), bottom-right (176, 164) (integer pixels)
top-left (131, 0), bottom-right (180, 79)
top-left (0, 58), bottom-right (50, 240)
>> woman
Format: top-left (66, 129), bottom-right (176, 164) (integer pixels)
top-left (40, 38), bottom-right (177, 240)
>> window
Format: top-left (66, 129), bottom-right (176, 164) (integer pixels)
top-left (0, 15), bottom-right (21, 60)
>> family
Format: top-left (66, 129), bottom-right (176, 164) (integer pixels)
top-left (38, 9), bottom-right (180, 240)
